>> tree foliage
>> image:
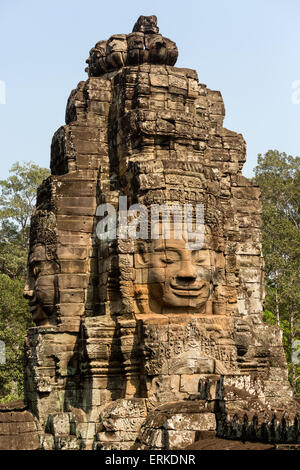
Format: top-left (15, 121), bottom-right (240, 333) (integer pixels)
top-left (0, 274), bottom-right (32, 402)
top-left (254, 150), bottom-right (300, 394)
top-left (0, 162), bottom-right (49, 279)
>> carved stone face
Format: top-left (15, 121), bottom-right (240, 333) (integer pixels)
top-left (107, 35), bottom-right (127, 69)
top-left (148, 237), bottom-right (213, 313)
top-left (107, 35), bottom-right (127, 53)
top-left (23, 244), bottom-right (58, 326)
top-left (127, 32), bottom-right (145, 50)
top-left (135, 230), bottom-right (215, 314)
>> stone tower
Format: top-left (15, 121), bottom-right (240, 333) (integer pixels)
top-left (1, 16), bottom-right (299, 450)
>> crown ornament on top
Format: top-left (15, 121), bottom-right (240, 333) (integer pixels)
top-left (86, 15), bottom-right (178, 76)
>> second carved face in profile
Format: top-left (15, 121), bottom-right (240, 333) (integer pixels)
top-left (23, 244), bottom-right (59, 326)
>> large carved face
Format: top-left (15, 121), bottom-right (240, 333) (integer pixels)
top-left (136, 232), bottom-right (215, 314)
top-left (23, 244), bottom-right (59, 326)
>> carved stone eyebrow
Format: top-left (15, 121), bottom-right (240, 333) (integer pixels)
top-left (152, 243), bottom-right (165, 252)
top-left (191, 249), bottom-right (209, 256)
top-left (154, 244), bottom-right (183, 253)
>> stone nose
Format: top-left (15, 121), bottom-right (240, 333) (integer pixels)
top-left (176, 261), bottom-right (197, 283)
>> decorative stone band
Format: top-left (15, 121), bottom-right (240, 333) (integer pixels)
top-left (216, 410), bottom-right (300, 444)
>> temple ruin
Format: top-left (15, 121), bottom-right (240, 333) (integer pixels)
top-left (0, 15), bottom-right (300, 450)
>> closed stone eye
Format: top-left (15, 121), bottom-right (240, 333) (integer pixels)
top-left (161, 258), bottom-right (176, 264)
top-left (193, 258), bottom-right (207, 265)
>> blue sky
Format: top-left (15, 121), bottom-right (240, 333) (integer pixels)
top-left (1, 0), bottom-right (300, 179)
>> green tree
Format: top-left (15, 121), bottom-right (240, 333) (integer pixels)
top-left (0, 161), bottom-right (50, 402)
top-left (254, 150), bottom-right (300, 394)
top-left (0, 274), bottom-right (32, 402)
top-left (0, 161), bottom-right (50, 279)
